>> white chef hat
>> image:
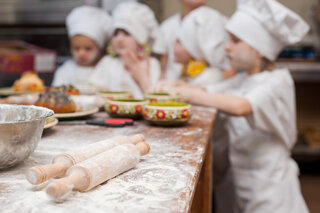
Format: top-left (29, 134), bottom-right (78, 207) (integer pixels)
top-left (226, 0), bottom-right (310, 61)
top-left (112, 2), bottom-right (159, 44)
top-left (66, 5), bottom-right (112, 48)
top-left (178, 6), bottom-right (230, 69)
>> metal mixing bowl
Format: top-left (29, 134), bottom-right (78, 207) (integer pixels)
top-left (0, 104), bottom-right (54, 169)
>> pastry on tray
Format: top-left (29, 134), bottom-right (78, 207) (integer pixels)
top-left (35, 91), bottom-right (76, 113)
top-left (13, 71), bottom-right (45, 92)
top-left (47, 85), bottom-right (80, 96)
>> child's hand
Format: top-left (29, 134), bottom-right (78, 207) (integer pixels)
top-left (169, 85), bottom-right (204, 103)
top-left (153, 80), bottom-right (186, 92)
top-left (122, 50), bottom-right (150, 81)
top-left (154, 80), bottom-right (205, 94)
top-left (121, 50), bottom-right (152, 93)
top-left (152, 81), bottom-right (204, 103)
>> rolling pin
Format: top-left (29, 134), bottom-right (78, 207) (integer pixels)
top-left (46, 141), bottom-right (150, 200)
top-left (26, 134), bottom-right (144, 185)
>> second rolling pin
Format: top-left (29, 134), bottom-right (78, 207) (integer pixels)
top-left (46, 141), bottom-right (150, 200)
top-left (26, 134), bottom-right (144, 185)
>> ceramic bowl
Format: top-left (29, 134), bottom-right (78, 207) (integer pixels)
top-left (98, 91), bottom-right (134, 101)
top-left (0, 104), bottom-right (54, 169)
top-left (143, 102), bottom-right (192, 126)
top-left (105, 99), bottom-right (149, 119)
top-left (145, 92), bottom-right (181, 103)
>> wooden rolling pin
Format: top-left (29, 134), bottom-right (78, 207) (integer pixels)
top-left (46, 141), bottom-right (150, 200)
top-left (26, 134), bottom-right (144, 185)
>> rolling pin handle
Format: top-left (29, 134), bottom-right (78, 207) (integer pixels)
top-left (46, 172), bottom-right (84, 200)
top-left (131, 134), bottom-right (145, 144)
top-left (26, 163), bottom-right (69, 185)
top-left (135, 141), bottom-right (150, 156)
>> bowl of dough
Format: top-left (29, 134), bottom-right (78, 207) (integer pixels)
top-left (0, 104), bottom-right (53, 169)
top-left (143, 102), bottom-right (192, 126)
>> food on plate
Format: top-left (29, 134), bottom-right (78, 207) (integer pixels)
top-left (47, 85), bottom-right (80, 95)
top-left (12, 71), bottom-right (45, 92)
top-left (35, 91), bottom-right (76, 113)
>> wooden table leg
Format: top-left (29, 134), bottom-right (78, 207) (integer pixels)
top-left (190, 136), bottom-right (213, 213)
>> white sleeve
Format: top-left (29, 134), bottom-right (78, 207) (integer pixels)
top-left (51, 60), bottom-right (74, 86)
top-left (205, 72), bottom-right (245, 93)
top-left (89, 57), bottom-right (110, 90)
top-left (189, 67), bottom-right (224, 87)
top-left (149, 57), bottom-right (161, 85)
top-left (244, 73), bottom-right (297, 148)
top-left (152, 22), bottom-right (169, 55)
top-left (206, 80), bottom-right (234, 93)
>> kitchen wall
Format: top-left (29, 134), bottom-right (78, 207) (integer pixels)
top-left (0, 0), bottom-right (317, 56)
top-left (161, 0), bottom-right (317, 45)
top-left (161, 0), bottom-right (313, 20)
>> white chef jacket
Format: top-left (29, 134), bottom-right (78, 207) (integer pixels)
top-left (90, 55), bottom-right (161, 99)
top-left (52, 59), bottom-right (102, 94)
top-left (152, 14), bottom-right (183, 81)
top-left (207, 69), bottom-right (309, 213)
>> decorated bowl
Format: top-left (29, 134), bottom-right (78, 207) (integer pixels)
top-left (0, 104), bottom-right (54, 169)
top-left (98, 91), bottom-right (134, 101)
top-left (105, 99), bottom-right (149, 119)
top-left (145, 92), bottom-right (181, 103)
top-left (143, 102), bottom-right (192, 126)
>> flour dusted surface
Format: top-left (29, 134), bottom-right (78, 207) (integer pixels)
top-left (0, 106), bottom-right (215, 213)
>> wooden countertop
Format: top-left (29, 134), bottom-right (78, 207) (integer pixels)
top-left (0, 106), bottom-right (216, 213)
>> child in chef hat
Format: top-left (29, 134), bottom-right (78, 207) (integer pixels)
top-left (90, 2), bottom-right (160, 99)
top-left (153, 0), bottom-right (206, 80)
top-left (157, 0), bottom-right (310, 213)
top-left (52, 5), bottom-right (112, 93)
top-left (172, 6), bottom-right (231, 87)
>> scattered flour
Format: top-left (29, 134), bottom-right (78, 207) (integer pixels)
top-left (0, 107), bottom-right (215, 213)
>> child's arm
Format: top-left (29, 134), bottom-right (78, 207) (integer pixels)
top-left (154, 80), bottom-right (205, 92)
top-left (168, 85), bottom-right (252, 116)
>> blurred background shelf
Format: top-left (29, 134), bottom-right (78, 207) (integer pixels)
top-left (293, 132), bottom-right (320, 162)
top-left (276, 61), bottom-right (320, 82)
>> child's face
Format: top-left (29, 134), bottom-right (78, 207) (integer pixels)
top-left (110, 29), bottom-right (138, 56)
top-left (173, 40), bottom-right (193, 64)
top-left (225, 33), bottom-right (261, 71)
top-left (179, 0), bottom-right (206, 7)
top-left (70, 35), bottom-right (101, 66)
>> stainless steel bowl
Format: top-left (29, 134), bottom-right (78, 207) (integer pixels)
top-left (0, 104), bottom-right (54, 169)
